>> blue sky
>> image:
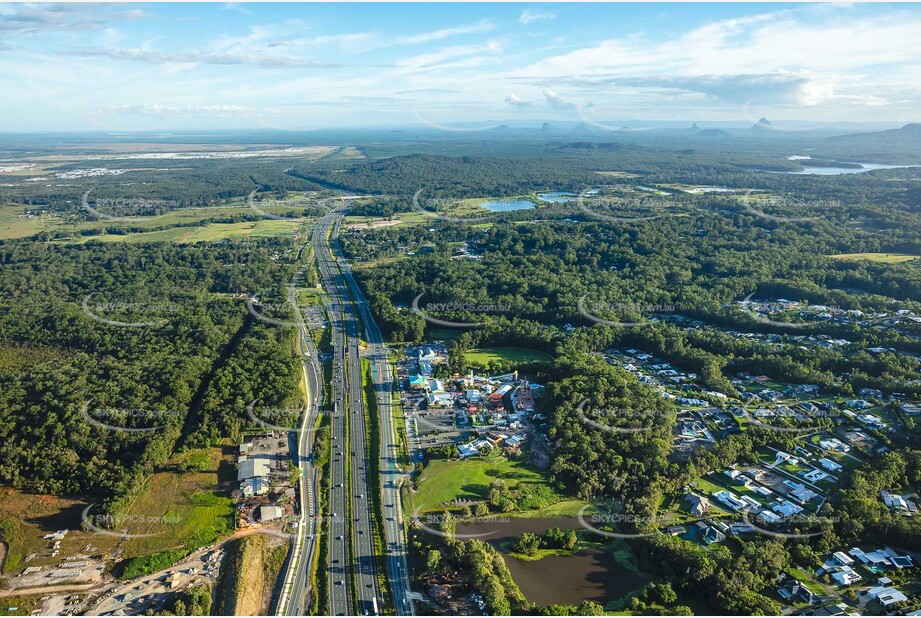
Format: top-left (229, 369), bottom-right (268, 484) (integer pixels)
top-left (0, 2), bottom-right (919, 131)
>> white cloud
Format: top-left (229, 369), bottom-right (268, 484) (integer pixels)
top-left (543, 89), bottom-right (574, 110)
top-left (396, 42), bottom-right (501, 72)
top-left (92, 103), bottom-right (270, 117)
top-left (397, 20), bottom-right (495, 45)
top-left (520, 9), bottom-right (556, 25)
top-left (505, 93), bottom-right (533, 108)
top-left (0, 3), bottom-right (145, 32)
top-left (68, 47), bottom-right (338, 68)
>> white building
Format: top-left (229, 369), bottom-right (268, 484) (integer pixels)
top-left (238, 457), bottom-right (271, 481)
top-left (259, 505), bottom-right (283, 522)
top-left (867, 586), bottom-right (908, 607)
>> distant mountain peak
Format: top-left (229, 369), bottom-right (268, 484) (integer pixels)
top-left (540, 122), bottom-right (552, 132)
top-left (751, 117), bottom-right (773, 130)
top-left (825, 121), bottom-right (921, 152)
top-left (688, 123), bottom-right (701, 133)
top-left (696, 128), bottom-right (730, 138)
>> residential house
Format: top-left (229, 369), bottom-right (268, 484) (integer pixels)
top-left (866, 586), bottom-right (907, 608)
top-left (778, 579), bottom-right (819, 606)
top-left (684, 493), bottom-right (710, 515)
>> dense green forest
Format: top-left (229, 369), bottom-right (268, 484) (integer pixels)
top-left (0, 238), bottom-right (303, 504)
top-left (1, 134), bottom-right (920, 614)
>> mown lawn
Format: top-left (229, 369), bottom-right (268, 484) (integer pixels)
top-left (463, 347), bottom-right (554, 366)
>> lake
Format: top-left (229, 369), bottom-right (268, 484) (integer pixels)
top-left (779, 157), bottom-right (918, 175)
top-left (455, 517), bottom-right (649, 606)
top-left (536, 192), bottom-right (577, 203)
top-left (480, 199), bottom-right (536, 212)
top-left (635, 185), bottom-right (672, 195)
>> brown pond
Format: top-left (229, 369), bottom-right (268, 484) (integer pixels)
top-left (454, 518), bottom-right (649, 606)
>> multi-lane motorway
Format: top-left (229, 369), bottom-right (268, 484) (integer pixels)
top-left (275, 207), bottom-right (414, 616)
top-left (315, 212), bottom-right (381, 616)
top-left (333, 228), bottom-right (415, 616)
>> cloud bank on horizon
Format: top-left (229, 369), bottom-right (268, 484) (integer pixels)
top-left (0, 2), bottom-right (918, 131)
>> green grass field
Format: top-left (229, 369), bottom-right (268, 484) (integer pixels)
top-left (828, 252), bottom-right (920, 263)
top-left (344, 211), bottom-right (433, 229)
top-left (1, 201), bottom-right (308, 242)
top-left (414, 453), bottom-right (554, 512)
top-left (71, 219), bottom-right (300, 244)
top-left (117, 447), bottom-right (234, 558)
top-left (463, 347), bottom-right (554, 366)
top-left (0, 447), bottom-right (234, 578)
top-left (0, 595), bottom-right (40, 616)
